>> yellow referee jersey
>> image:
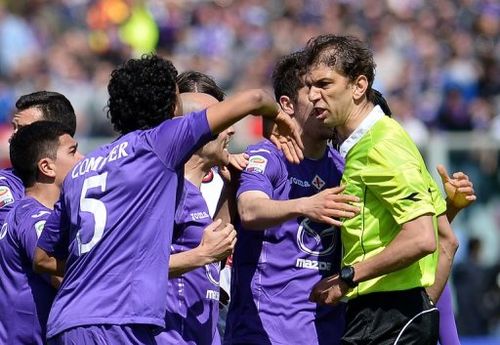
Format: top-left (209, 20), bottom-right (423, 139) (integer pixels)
top-left (340, 106), bottom-right (447, 299)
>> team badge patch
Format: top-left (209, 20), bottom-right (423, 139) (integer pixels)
top-left (34, 220), bottom-right (46, 238)
top-left (246, 155), bottom-right (268, 173)
top-left (311, 175), bottom-right (326, 190)
top-left (0, 186), bottom-right (14, 208)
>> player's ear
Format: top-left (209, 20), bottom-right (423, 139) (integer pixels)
top-left (279, 95), bottom-right (295, 117)
top-left (38, 157), bottom-right (56, 180)
top-left (352, 75), bottom-right (368, 101)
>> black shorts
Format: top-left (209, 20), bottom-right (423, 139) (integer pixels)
top-left (342, 288), bottom-right (439, 345)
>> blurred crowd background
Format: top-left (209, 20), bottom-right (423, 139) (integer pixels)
top-left (0, 0), bottom-right (499, 339)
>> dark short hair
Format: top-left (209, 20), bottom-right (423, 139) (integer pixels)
top-left (15, 91), bottom-right (76, 136)
top-left (177, 71), bottom-right (225, 101)
top-left (10, 121), bottom-right (72, 188)
top-left (271, 51), bottom-right (306, 103)
top-left (107, 54), bottom-right (178, 134)
top-left (305, 34), bottom-right (376, 102)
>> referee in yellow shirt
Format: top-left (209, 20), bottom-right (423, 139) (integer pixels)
top-left (305, 34), bottom-right (457, 344)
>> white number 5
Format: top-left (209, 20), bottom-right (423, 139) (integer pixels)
top-left (77, 173), bottom-right (108, 255)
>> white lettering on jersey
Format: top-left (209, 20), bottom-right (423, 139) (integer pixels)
top-left (289, 177), bottom-right (311, 188)
top-left (190, 211), bottom-right (210, 221)
top-left (72, 142), bottom-right (129, 179)
top-left (206, 290), bottom-right (220, 300)
top-left (295, 258), bottom-right (332, 271)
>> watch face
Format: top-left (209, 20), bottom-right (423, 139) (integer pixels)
top-left (341, 266), bottom-right (356, 287)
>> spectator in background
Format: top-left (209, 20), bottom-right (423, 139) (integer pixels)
top-left (453, 237), bottom-right (489, 335)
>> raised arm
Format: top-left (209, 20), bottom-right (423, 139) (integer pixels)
top-left (238, 186), bottom-right (359, 230)
top-left (206, 90), bottom-right (303, 163)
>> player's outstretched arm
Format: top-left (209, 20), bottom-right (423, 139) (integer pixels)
top-left (169, 219), bottom-right (236, 278)
top-left (238, 186), bottom-right (359, 230)
top-left (437, 164), bottom-right (476, 222)
top-left (205, 89), bottom-right (303, 163)
top-left (33, 247), bottom-right (66, 276)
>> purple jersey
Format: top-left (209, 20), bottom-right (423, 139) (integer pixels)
top-left (0, 197), bottom-right (55, 344)
top-left (37, 110), bottom-right (213, 338)
top-left (0, 168), bottom-right (25, 225)
top-left (224, 140), bottom-right (345, 345)
top-left (156, 180), bottom-right (221, 345)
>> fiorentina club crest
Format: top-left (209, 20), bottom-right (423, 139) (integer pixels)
top-left (311, 175), bottom-right (325, 190)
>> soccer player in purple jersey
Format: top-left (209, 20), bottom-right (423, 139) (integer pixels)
top-left (33, 54), bottom-right (302, 344)
top-left (224, 51), bottom-right (360, 345)
top-left (0, 121), bottom-right (82, 344)
top-left (0, 91), bottom-right (76, 225)
top-left (155, 92), bottom-right (236, 345)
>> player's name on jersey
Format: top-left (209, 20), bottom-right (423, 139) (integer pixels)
top-left (71, 142), bottom-right (129, 179)
top-left (295, 258), bottom-right (331, 271)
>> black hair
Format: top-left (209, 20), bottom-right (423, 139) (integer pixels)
top-left (305, 34), bottom-right (376, 102)
top-left (177, 71), bottom-right (225, 101)
top-left (15, 91), bottom-right (76, 136)
top-left (271, 51), bottom-right (306, 104)
top-left (107, 54), bottom-right (178, 134)
top-left (10, 121), bottom-right (73, 188)
top-left (372, 89), bottom-right (392, 116)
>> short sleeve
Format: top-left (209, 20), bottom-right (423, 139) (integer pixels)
top-left (237, 146), bottom-right (283, 198)
top-left (145, 110), bottom-right (213, 170)
top-left (427, 174), bottom-right (447, 216)
top-left (0, 184), bottom-right (18, 221)
top-left (19, 211), bottom-right (51, 263)
top-left (37, 199), bottom-right (70, 260)
top-left (361, 143), bottom-right (435, 225)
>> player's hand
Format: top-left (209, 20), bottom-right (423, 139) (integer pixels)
top-left (219, 153), bottom-right (248, 184)
top-left (228, 153), bottom-right (249, 171)
top-left (301, 186), bottom-right (360, 226)
top-left (437, 164), bottom-right (476, 209)
top-left (269, 109), bottom-right (304, 164)
top-left (309, 274), bottom-right (349, 305)
top-left (197, 219), bottom-right (237, 263)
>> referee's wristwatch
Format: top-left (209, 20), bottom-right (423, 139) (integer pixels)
top-left (339, 265), bottom-right (358, 288)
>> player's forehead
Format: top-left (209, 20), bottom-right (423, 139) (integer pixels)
top-left (305, 64), bottom-right (340, 84)
top-left (58, 133), bottom-right (77, 149)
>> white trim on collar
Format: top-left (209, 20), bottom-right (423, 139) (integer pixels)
top-left (339, 105), bottom-right (385, 159)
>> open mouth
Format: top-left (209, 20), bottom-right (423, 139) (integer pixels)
top-left (314, 108), bottom-right (327, 120)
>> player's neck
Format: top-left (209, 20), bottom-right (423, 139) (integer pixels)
top-left (302, 136), bottom-right (327, 160)
top-left (184, 155), bottom-right (212, 188)
top-left (25, 183), bottom-right (60, 210)
top-left (336, 101), bottom-right (374, 143)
